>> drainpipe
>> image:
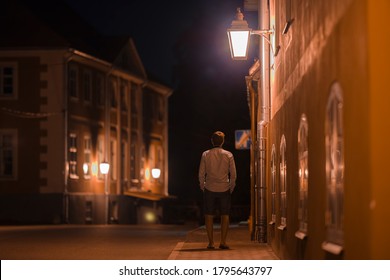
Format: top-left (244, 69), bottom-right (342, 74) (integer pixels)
top-left (63, 50), bottom-right (74, 224)
top-left (255, 0), bottom-right (271, 243)
top-left (245, 75), bottom-right (257, 241)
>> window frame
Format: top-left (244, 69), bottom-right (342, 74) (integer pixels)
top-left (0, 129), bottom-right (18, 180)
top-left (296, 114), bottom-right (309, 239)
top-left (69, 133), bottom-right (79, 179)
top-left (322, 82), bottom-right (345, 255)
top-left (278, 135), bottom-right (287, 231)
top-left (82, 70), bottom-right (92, 104)
top-left (0, 62), bottom-right (18, 100)
top-left (68, 65), bottom-right (79, 100)
top-left (270, 144), bottom-right (277, 225)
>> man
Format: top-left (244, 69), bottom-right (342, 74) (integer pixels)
top-left (198, 131), bottom-right (237, 249)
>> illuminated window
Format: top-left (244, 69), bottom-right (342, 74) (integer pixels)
top-left (270, 144), bottom-right (277, 225)
top-left (68, 65), bottom-right (78, 99)
top-left (0, 63), bottom-right (17, 99)
top-left (0, 130), bottom-right (17, 179)
top-left (296, 114), bottom-right (309, 239)
top-left (69, 133), bottom-right (78, 179)
top-left (278, 135), bottom-right (287, 230)
top-left (83, 136), bottom-right (91, 179)
top-left (322, 82), bottom-right (344, 255)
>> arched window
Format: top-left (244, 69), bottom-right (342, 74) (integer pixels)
top-left (270, 144), bottom-right (277, 225)
top-left (322, 82), bottom-right (344, 254)
top-left (296, 114), bottom-right (309, 239)
top-left (278, 135), bottom-right (287, 230)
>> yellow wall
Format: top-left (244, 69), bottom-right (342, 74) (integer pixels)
top-left (368, 0), bottom-right (390, 258)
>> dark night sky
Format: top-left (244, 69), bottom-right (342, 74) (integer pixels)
top-left (60, 0), bottom-right (258, 204)
top-left (62, 0), bottom-right (257, 85)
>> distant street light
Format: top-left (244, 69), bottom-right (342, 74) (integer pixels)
top-left (99, 162), bottom-right (110, 175)
top-left (151, 168), bottom-right (161, 179)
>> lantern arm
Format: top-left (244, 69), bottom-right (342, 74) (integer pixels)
top-left (250, 29), bottom-right (276, 56)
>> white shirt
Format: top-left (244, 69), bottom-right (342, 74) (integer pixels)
top-left (198, 147), bottom-right (237, 193)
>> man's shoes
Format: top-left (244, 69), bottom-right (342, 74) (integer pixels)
top-left (207, 244), bottom-right (215, 250)
top-left (219, 244), bottom-right (230, 250)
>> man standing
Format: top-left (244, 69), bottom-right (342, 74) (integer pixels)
top-left (198, 131), bottom-right (237, 249)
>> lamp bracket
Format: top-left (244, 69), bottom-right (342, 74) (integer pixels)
top-left (251, 30), bottom-right (273, 35)
top-left (251, 29), bottom-right (276, 56)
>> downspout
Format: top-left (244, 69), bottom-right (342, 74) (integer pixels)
top-left (256, 0), bottom-right (271, 243)
top-left (63, 50), bottom-right (74, 224)
top-left (246, 76), bottom-right (257, 240)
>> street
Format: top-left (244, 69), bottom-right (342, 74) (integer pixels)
top-left (0, 224), bottom-right (197, 260)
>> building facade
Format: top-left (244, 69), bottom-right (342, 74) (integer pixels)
top-left (0, 1), bottom-right (172, 224)
top-left (243, 0), bottom-right (390, 259)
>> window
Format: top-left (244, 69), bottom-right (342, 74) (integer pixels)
top-left (83, 136), bottom-right (92, 179)
top-left (96, 74), bottom-right (104, 107)
top-left (83, 70), bottom-right (92, 103)
top-left (0, 63), bottom-right (17, 99)
top-left (110, 80), bottom-right (117, 108)
top-left (156, 96), bottom-right (164, 122)
top-left (130, 139), bottom-right (138, 188)
top-left (131, 84), bottom-right (138, 129)
top-left (0, 130), bottom-right (17, 179)
top-left (69, 65), bottom-right (78, 99)
top-left (69, 133), bottom-right (78, 179)
top-left (121, 140), bottom-right (128, 184)
top-left (97, 136), bottom-right (104, 180)
top-left (278, 135), bottom-right (287, 230)
top-left (322, 82), bottom-right (344, 254)
top-left (156, 146), bottom-right (163, 183)
top-left (270, 144), bottom-right (277, 225)
top-left (110, 139), bottom-right (117, 181)
top-left (296, 114), bottom-right (309, 239)
top-left (120, 83), bottom-right (128, 111)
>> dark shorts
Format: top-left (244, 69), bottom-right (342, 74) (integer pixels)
top-left (203, 189), bottom-right (231, 215)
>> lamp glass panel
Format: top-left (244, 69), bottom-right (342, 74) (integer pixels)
top-left (229, 30), bottom-right (250, 58)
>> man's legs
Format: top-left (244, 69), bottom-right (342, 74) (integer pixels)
top-left (205, 214), bottom-right (214, 248)
top-left (220, 214), bottom-right (229, 248)
top-left (219, 190), bottom-right (231, 249)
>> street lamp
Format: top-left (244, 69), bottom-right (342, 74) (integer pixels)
top-left (151, 168), bottom-right (161, 179)
top-left (227, 8), bottom-right (273, 60)
top-left (99, 162), bottom-right (110, 175)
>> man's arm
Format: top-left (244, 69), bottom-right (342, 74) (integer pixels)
top-left (198, 152), bottom-right (206, 191)
top-left (229, 155), bottom-right (237, 193)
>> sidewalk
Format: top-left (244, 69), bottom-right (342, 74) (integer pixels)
top-left (168, 223), bottom-right (279, 260)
